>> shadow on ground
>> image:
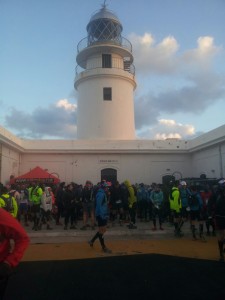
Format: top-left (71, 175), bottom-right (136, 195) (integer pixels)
top-left (5, 254), bottom-right (225, 300)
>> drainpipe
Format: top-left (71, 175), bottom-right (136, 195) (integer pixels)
top-left (219, 144), bottom-right (223, 178)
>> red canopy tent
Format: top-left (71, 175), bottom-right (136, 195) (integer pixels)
top-left (10, 166), bottom-right (60, 185)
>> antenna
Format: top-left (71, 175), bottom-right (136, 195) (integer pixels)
top-left (102, 0), bottom-right (108, 8)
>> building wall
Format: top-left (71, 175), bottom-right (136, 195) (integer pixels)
top-left (17, 152), bottom-right (191, 186)
top-left (0, 144), bottom-right (20, 183)
top-left (191, 141), bottom-right (225, 179)
top-left (76, 73), bottom-right (136, 140)
top-left (0, 125), bottom-right (225, 186)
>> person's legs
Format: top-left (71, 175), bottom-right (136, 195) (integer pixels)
top-left (81, 203), bottom-right (88, 229)
top-left (152, 207), bottom-right (157, 230)
top-left (128, 204), bottom-right (137, 229)
top-left (70, 207), bottom-right (76, 229)
top-left (90, 207), bottom-right (95, 229)
top-left (158, 209), bottom-right (164, 230)
top-left (56, 203), bottom-right (63, 225)
top-left (119, 206), bottom-right (124, 225)
top-left (216, 217), bottom-right (225, 261)
top-left (23, 204), bottom-right (29, 226)
top-left (46, 210), bottom-right (53, 230)
top-left (64, 209), bottom-right (70, 230)
top-left (217, 230), bottom-right (225, 262)
top-left (89, 217), bottom-right (111, 253)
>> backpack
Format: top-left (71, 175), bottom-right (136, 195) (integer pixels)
top-left (1, 195), bottom-right (13, 212)
top-left (188, 194), bottom-right (198, 206)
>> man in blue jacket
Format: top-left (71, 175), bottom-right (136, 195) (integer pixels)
top-left (88, 181), bottom-right (111, 253)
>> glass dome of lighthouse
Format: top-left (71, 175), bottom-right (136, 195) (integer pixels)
top-left (87, 3), bottom-right (123, 46)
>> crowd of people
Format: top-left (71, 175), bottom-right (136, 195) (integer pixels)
top-left (0, 177), bottom-right (225, 261)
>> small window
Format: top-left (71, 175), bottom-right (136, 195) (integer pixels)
top-left (102, 54), bottom-right (112, 68)
top-left (103, 87), bottom-right (112, 101)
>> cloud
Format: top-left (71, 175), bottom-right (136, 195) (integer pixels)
top-left (129, 33), bottom-right (179, 74)
top-left (3, 33), bottom-right (225, 141)
top-left (4, 99), bottom-right (77, 139)
top-left (132, 33), bottom-right (225, 134)
top-left (137, 119), bottom-right (196, 140)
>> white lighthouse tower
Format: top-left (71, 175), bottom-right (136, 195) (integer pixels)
top-left (74, 3), bottom-right (137, 140)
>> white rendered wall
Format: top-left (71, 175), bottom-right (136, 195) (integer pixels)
top-left (191, 142), bottom-right (225, 179)
top-left (76, 74), bottom-right (135, 139)
top-left (0, 126), bottom-right (225, 185)
top-left (76, 52), bottom-right (136, 140)
top-left (18, 152), bottom-right (191, 186)
top-left (0, 144), bottom-right (20, 184)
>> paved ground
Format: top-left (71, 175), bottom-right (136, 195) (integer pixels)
top-left (23, 219), bottom-right (220, 262)
top-left (4, 220), bottom-right (225, 300)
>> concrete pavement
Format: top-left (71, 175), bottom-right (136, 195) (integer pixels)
top-left (22, 219), bottom-right (220, 262)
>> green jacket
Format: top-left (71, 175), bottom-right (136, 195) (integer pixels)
top-left (169, 187), bottom-right (181, 212)
top-left (0, 193), bottom-right (18, 218)
top-left (124, 180), bottom-right (137, 208)
top-left (29, 186), bottom-right (43, 205)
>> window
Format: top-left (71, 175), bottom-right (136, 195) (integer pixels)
top-left (102, 54), bottom-right (112, 68)
top-left (103, 87), bottom-right (112, 101)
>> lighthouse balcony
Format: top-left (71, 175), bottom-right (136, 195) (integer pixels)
top-left (74, 65), bottom-right (136, 89)
top-left (77, 36), bottom-right (132, 53)
top-left (75, 58), bottom-right (135, 76)
top-left (76, 36), bottom-right (133, 68)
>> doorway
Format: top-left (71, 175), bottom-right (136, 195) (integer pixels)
top-left (101, 168), bottom-right (117, 184)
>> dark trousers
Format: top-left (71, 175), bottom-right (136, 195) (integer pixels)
top-left (0, 277), bottom-right (8, 300)
top-left (56, 203), bottom-right (64, 223)
top-left (129, 202), bottom-right (137, 224)
top-left (138, 200), bottom-right (148, 220)
top-left (64, 207), bottom-right (76, 226)
top-left (152, 207), bottom-right (163, 226)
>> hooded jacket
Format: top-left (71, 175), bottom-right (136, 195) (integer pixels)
top-left (0, 208), bottom-right (29, 267)
top-left (29, 185), bottom-right (43, 205)
top-left (169, 187), bottom-right (181, 212)
top-left (95, 188), bottom-right (108, 220)
top-left (124, 180), bottom-right (137, 208)
top-left (0, 193), bottom-right (18, 218)
top-left (41, 187), bottom-right (53, 212)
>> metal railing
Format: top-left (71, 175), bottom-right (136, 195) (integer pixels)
top-left (75, 62), bottom-right (135, 76)
top-left (77, 36), bottom-right (133, 53)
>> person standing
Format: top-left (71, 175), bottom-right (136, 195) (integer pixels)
top-left (29, 182), bottom-right (43, 231)
top-left (55, 182), bottom-right (65, 225)
top-left (110, 181), bottom-right (124, 226)
top-left (169, 180), bottom-right (183, 237)
top-left (80, 181), bottom-right (95, 230)
top-left (40, 187), bottom-right (53, 230)
top-left (17, 185), bottom-right (29, 226)
top-left (88, 181), bottom-right (111, 253)
top-left (189, 186), bottom-right (204, 241)
top-left (63, 183), bottom-right (77, 230)
top-left (137, 183), bottom-right (148, 222)
top-left (150, 184), bottom-right (164, 230)
top-left (0, 208), bottom-right (30, 299)
top-left (124, 180), bottom-right (137, 229)
top-left (215, 179), bottom-right (225, 262)
top-left (179, 181), bottom-right (191, 221)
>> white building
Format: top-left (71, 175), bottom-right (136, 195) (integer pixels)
top-left (0, 5), bottom-right (224, 186)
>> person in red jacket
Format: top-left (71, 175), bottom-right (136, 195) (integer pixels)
top-left (0, 208), bottom-right (30, 298)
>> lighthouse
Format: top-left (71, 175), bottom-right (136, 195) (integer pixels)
top-left (74, 3), bottom-right (137, 140)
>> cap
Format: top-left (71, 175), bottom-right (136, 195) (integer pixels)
top-left (180, 181), bottom-right (187, 186)
top-left (218, 178), bottom-right (225, 185)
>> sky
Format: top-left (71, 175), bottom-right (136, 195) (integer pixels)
top-left (0, 0), bottom-right (225, 140)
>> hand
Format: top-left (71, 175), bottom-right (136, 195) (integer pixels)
top-left (0, 262), bottom-right (12, 279)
